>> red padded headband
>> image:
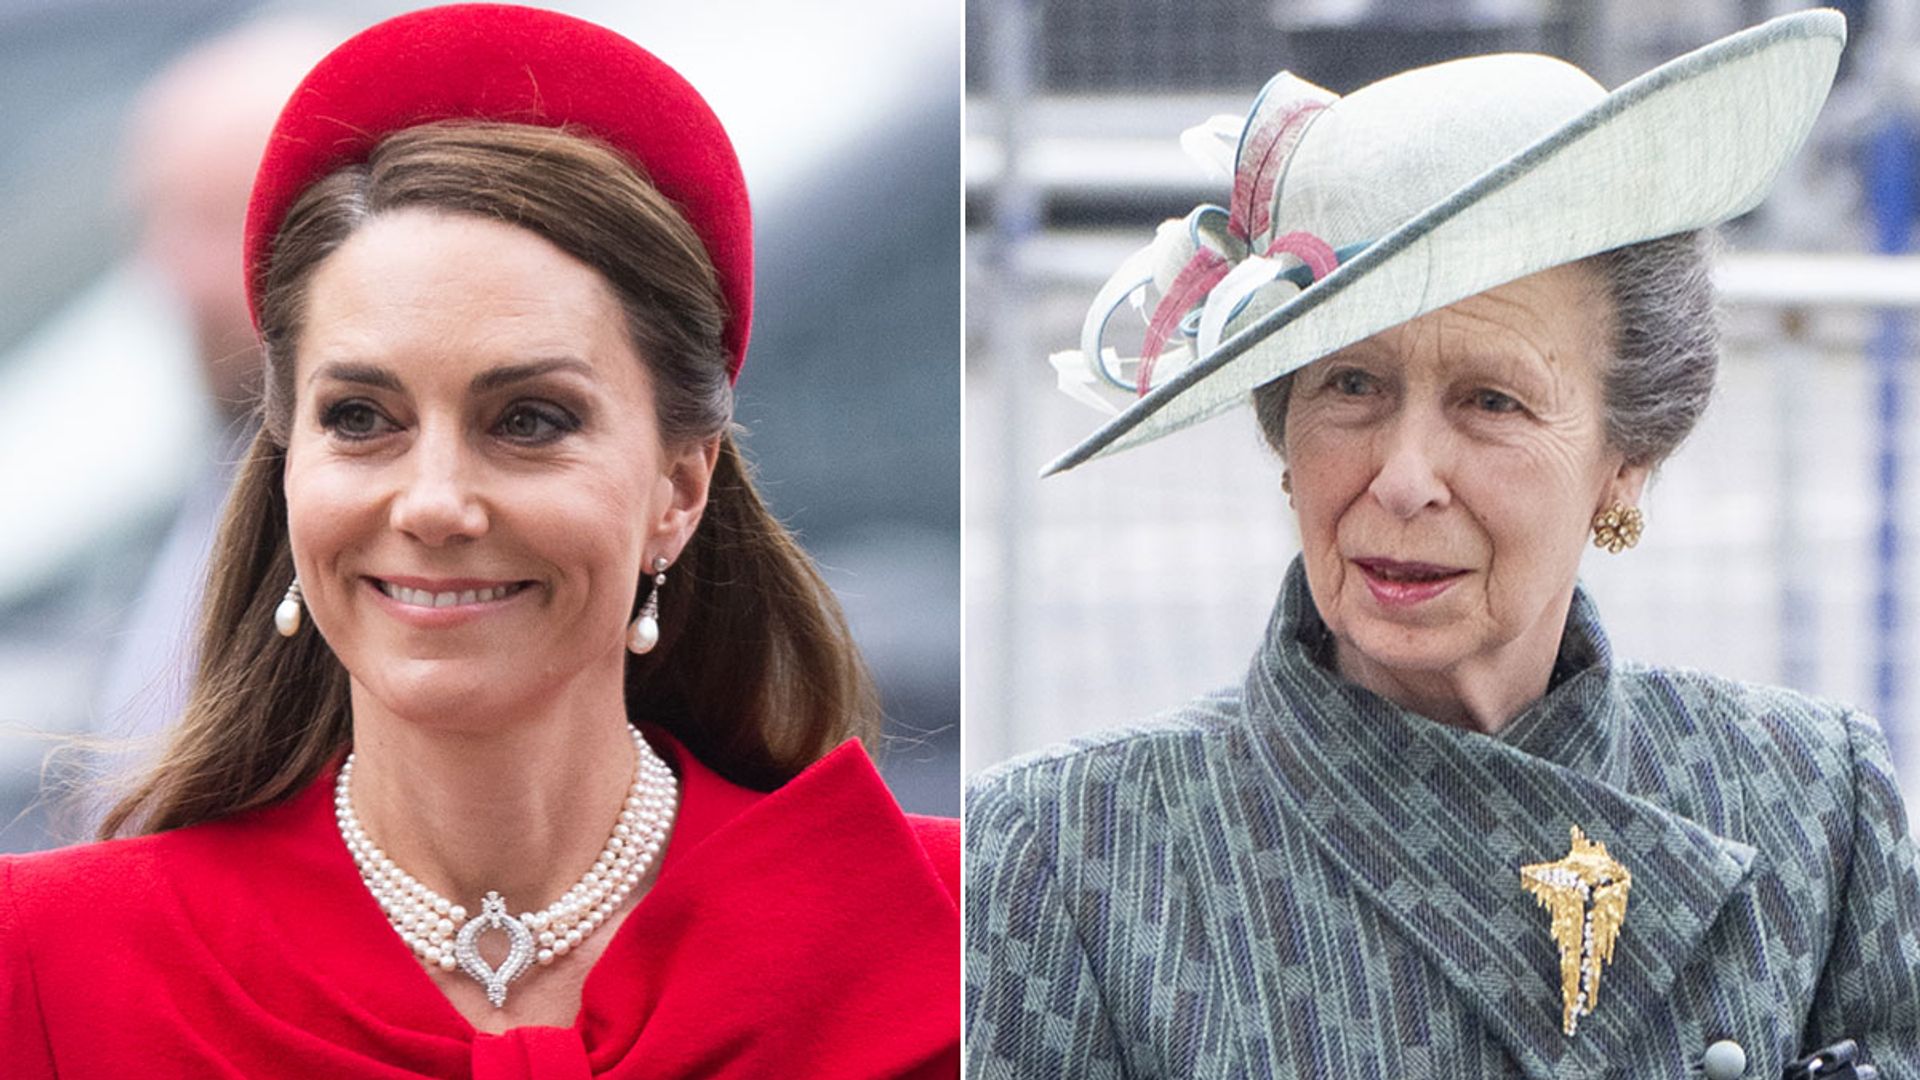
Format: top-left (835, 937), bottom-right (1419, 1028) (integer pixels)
top-left (243, 3), bottom-right (752, 379)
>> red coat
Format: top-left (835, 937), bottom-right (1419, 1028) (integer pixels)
top-left (1, 735), bottom-right (959, 1078)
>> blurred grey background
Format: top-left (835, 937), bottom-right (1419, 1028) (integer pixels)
top-left (0, 0), bottom-right (961, 849)
top-left (966, 0), bottom-right (1920, 829)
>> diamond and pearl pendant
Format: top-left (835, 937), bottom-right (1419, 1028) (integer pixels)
top-left (336, 726), bottom-right (677, 1007)
top-left (454, 893), bottom-right (535, 1007)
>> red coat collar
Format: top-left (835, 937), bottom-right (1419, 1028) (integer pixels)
top-left (37, 731), bottom-right (961, 1077)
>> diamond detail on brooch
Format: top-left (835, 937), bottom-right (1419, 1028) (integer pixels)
top-left (1520, 825), bottom-right (1632, 1037)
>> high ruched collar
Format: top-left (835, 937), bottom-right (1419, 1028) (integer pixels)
top-left (1226, 559), bottom-right (1755, 1075)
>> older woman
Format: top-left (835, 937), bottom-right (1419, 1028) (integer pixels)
top-left (0, 7), bottom-right (957, 1077)
top-left (967, 10), bottom-right (1919, 1079)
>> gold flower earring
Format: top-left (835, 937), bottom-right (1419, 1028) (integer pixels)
top-left (1591, 504), bottom-right (1644, 553)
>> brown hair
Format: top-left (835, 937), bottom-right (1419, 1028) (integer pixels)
top-left (100, 122), bottom-right (880, 837)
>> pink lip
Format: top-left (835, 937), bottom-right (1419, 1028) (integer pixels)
top-left (1352, 558), bottom-right (1468, 608)
top-left (364, 575), bottom-right (535, 629)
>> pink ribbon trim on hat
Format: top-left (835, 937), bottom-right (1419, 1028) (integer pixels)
top-left (1234, 100), bottom-right (1326, 243)
top-left (1264, 231), bottom-right (1339, 278)
top-left (1136, 93), bottom-right (1335, 397)
top-left (1136, 249), bottom-right (1231, 395)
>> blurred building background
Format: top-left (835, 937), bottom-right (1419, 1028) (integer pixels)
top-left (966, 0), bottom-right (1920, 827)
top-left (0, 0), bottom-right (961, 849)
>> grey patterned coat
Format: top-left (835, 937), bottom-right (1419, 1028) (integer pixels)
top-left (965, 563), bottom-right (1920, 1078)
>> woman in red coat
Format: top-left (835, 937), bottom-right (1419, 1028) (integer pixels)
top-left (0, 6), bottom-right (958, 1077)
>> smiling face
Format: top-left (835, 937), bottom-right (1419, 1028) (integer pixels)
top-left (282, 208), bottom-right (715, 730)
top-left (1282, 261), bottom-right (1647, 725)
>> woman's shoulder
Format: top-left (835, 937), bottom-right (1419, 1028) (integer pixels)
top-left (1614, 662), bottom-right (1882, 773)
top-left (4, 827), bottom-right (192, 916)
top-left (966, 685), bottom-right (1245, 843)
top-left (1, 819), bottom-right (259, 1012)
top-left (667, 735), bottom-right (962, 904)
top-left (2, 800), bottom-right (300, 928)
top-left (2, 772), bottom-right (347, 981)
top-left (1611, 663), bottom-right (1908, 864)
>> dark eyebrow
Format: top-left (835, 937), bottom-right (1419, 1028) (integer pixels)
top-left (309, 362), bottom-right (402, 391)
top-left (305, 357), bottom-right (599, 393)
top-left (471, 357), bottom-right (598, 393)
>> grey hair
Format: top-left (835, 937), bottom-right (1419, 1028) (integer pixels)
top-left (1253, 229), bottom-right (1720, 469)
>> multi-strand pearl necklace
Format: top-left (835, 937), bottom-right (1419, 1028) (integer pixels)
top-left (334, 726), bottom-right (677, 1007)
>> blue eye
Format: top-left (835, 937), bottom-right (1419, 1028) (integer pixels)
top-left (496, 401), bottom-right (580, 444)
top-left (1474, 389), bottom-right (1522, 413)
top-left (320, 400), bottom-right (393, 440)
top-left (1332, 368), bottom-right (1377, 395)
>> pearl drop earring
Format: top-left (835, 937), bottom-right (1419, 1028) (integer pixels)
top-left (628, 557), bottom-right (670, 654)
top-left (275, 577), bottom-right (304, 638)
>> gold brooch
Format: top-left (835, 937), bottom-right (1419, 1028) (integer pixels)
top-left (1520, 825), bottom-right (1632, 1036)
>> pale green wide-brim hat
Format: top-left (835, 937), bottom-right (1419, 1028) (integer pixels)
top-left (1043, 8), bottom-right (1845, 475)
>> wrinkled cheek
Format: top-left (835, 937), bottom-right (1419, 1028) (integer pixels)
top-left (1288, 470), bottom-right (1351, 574)
top-left (1481, 523), bottom-right (1571, 634)
top-left (1294, 514), bottom-right (1352, 633)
